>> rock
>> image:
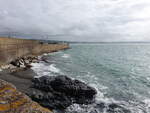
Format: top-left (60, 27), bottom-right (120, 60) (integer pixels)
top-left (10, 56), bottom-right (38, 68)
top-left (28, 75), bottom-right (97, 110)
top-left (24, 59), bottom-right (30, 64)
top-left (9, 56), bottom-right (39, 73)
top-left (8, 64), bottom-right (17, 69)
top-left (10, 59), bottom-right (20, 67)
top-left (0, 79), bottom-right (52, 113)
top-left (41, 56), bottom-right (49, 63)
top-left (25, 64), bottom-right (32, 68)
top-left (1, 64), bottom-right (11, 69)
top-left (93, 102), bottom-right (131, 113)
top-left (32, 59), bottom-right (38, 63)
top-left (107, 103), bottom-right (131, 113)
top-left (1, 64), bottom-right (16, 70)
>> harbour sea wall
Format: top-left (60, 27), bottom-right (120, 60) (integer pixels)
top-left (0, 37), bottom-right (69, 66)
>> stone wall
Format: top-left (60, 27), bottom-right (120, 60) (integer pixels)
top-left (0, 37), bottom-right (69, 66)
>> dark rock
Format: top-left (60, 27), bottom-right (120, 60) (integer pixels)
top-left (28, 75), bottom-right (97, 110)
top-left (107, 103), bottom-right (131, 113)
top-left (41, 56), bottom-right (49, 63)
top-left (72, 102), bottom-right (131, 113)
top-left (94, 102), bottom-right (131, 113)
top-left (95, 102), bottom-right (106, 111)
top-left (10, 59), bottom-right (20, 67)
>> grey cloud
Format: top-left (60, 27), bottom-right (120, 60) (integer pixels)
top-left (0, 0), bottom-right (150, 41)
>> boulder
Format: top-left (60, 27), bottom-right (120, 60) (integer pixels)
top-left (28, 75), bottom-right (97, 110)
top-left (9, 56), bottom-right (38, 71)
top-left (10, 59), bottom-right (20, 67)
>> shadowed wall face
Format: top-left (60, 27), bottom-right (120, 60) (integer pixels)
top-left (0, 37), bottom-right (69, 66)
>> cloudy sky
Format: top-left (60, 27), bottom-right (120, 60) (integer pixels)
top-left (0, 0), bottom-right (150, 42)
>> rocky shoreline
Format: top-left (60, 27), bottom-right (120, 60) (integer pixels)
top-left (0, 54), bottom-right (97, 113)
top-left (0, 55), bottom-right (39, 73)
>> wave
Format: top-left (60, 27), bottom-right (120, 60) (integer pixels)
top-left (62, 54), bottom-right (70, 58)
top-left (30, 48), bottom-right (150, 113)
top-left (31, 60), bottom-right (150, 113)
top-left (65, 96), bottom-right (150, 113)
top-left (49, 64), bottom-right (61, 73)
top-left (31, 62), bottom-right (51, 77)
top-left (31, 61), bottom-right (62, 78)
top-left (63, 72), bottom-right (150, 113)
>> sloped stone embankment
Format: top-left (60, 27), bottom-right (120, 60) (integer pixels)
top-left (0, 79), bottom-right (52, 113)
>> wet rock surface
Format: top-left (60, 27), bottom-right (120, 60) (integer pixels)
top-left (28, 75), bottom-right (97, 110)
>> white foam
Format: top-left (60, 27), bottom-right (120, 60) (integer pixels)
top-left (66, 104), bottom-right (95, 113)
top-left (43, 72), bottom-right (51, 76)
top-left (31, 62), bottom-right (43, 69)
top-left (31, 62), bottom-right (62, 78)
top-left (90, 84), bottom-right (105, 101)
top-left (31, 63), bottom-right (45, 77)
top-left (49, 64), bottom-right (60, 73)
top-left (62, 54), bottom-right (70, 58)
top-left (31, 62), bottom-right (51, 77)
top-left (143, 99), bottom-right (150, 113)
top-left (38, 55), bottom-right (42, 59)
top-left (43, 53), bottom-right (48, 56)
top-left (0, 68), bottom-right (2, 72)
top-left (143, 99), bottom-right (150, 108)
top-left (146, 77), bottom-right (150, 81)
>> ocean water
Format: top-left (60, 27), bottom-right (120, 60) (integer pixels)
top-left (31, 43), bottom-right (150, 113)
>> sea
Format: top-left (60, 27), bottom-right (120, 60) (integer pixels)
top-left (31, 43), bottom-right (150, 113)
